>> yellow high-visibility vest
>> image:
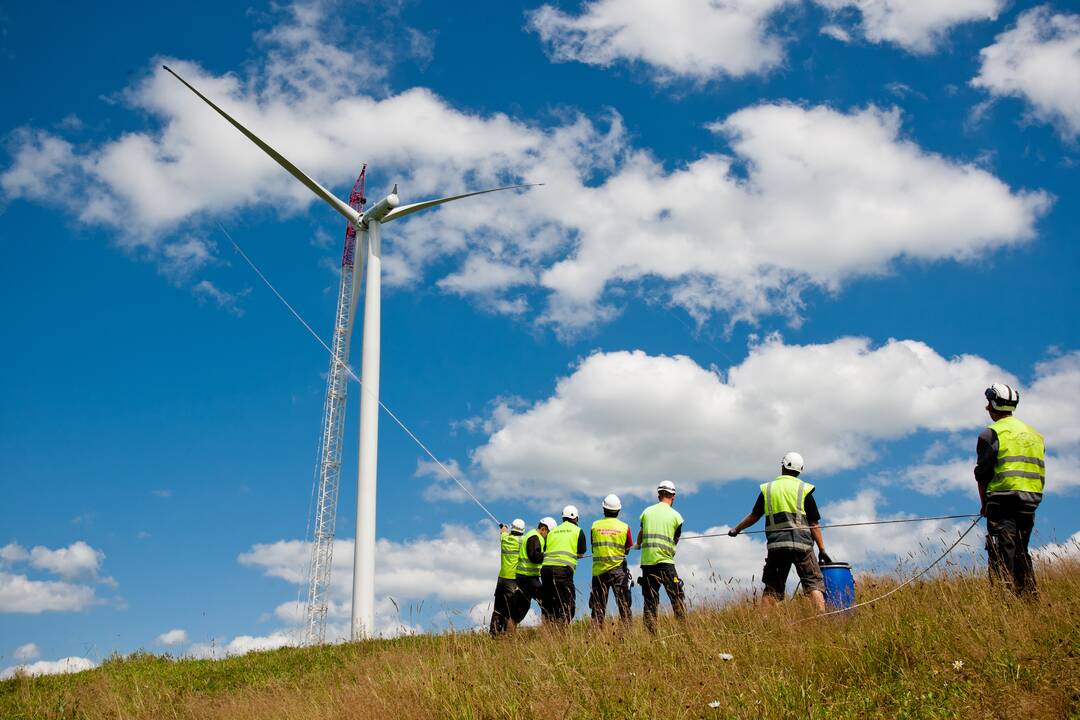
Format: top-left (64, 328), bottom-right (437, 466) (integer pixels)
top-left (590, 517), bottom-right (629, 576)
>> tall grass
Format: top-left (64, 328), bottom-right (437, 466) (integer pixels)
top-left (3, 558), bottom-right (1078, 719)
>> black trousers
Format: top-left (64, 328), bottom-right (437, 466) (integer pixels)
top-left (640, 563), bottom-right (686, 632)
top-left (514, 574), bottom-right (542, 623)
top-left (986, 497), bottom-right (1038, 597)
top-left (541, 566), bottom-right (576, 625)
top-left (489, 578), bottom-right (519, 635)
top-left (589, 564), bottom-right (632, 626)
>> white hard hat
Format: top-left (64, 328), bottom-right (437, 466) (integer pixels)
top-left (562, 505), bottom-right (579, 520)
top-left (540, 517), bottom-right (557, 531)
top-left (657, 480), bottom-right (676, 495)
top-left (602, 494), bottom-right (622, 512)
top-left (781, 451), bottom-right (805, 473)
top-left (985, 383), bottom-right (1019, 412)
top-left (510, 518), bottom-right (526, 533)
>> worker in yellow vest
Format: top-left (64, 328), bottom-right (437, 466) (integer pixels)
top-left (489, 518), bottom-right (526, 636)
top-left (515, 517), bottom-right (556, 623)
top-left (636, 480), bottom-right (686, 632)
top-left (541, 506), bottom-right (586, 625)
top-left (589, 494), bottom-right (633, 628)
top-left (976, 384), bottom-right (1045, 597)
top-left (728, 452), bottom-right (828, 612)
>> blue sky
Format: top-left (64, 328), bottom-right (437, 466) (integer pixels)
top-left (2, 0), bottom-right (1078, 669)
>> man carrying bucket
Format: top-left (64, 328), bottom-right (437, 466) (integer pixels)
top-left (728, 452), bottom-right (830, 612)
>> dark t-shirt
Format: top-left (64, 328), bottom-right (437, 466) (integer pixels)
top-left (753, 488), bottom-right (820, 523)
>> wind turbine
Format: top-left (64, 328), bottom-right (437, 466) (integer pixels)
top-left (163, 66), bottom-right (537, 639)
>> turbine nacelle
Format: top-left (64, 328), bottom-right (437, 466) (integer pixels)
top-left (360, 192), bottom-right (400, 226)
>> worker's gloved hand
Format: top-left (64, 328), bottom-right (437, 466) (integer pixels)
top-left (499, 523), bottom-right (508, 531)
top-left (818, 550), bottom-right (833, 565)
top-left (727, 528), bottom-right (739, 537)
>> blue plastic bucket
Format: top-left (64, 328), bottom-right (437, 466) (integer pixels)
top-left (820, 563), bottom-right (856, 611)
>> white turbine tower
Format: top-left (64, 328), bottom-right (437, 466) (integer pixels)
top-left (164, 66), bottom-right (536, 639)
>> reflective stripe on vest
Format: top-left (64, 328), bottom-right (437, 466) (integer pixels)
top-left (640, 502), bottom-right (682, 566)
top-left (590, 517), bottom-right (629, 576)
top-left (517, 529), bottom-right (544, 577)
top-left (761, 475), bottom-right (815, 552)
top-left (499, 532), bottom-right (522, 580)
top-left (988, 416), bottom-right (1046, 496)
top-left (541, 521), bottom-right (582, 570)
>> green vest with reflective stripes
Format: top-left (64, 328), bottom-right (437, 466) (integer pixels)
top-left (761, 475), bottom-right (815, 553)
top-left (988, 416), bottom-right (1045, 496)
top-left (541, 521), bottom-right (582, 570)
top-left (590, 517), bottom-right (629, 576)
top-left (640, 502), bottom-right (682, 566)
top-left (499, 532), bottom-right (522, 580)
top-left (517, 529), bottom-right (544, 577)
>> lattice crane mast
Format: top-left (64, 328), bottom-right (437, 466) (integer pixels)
top-left (303, 166), bottom-right (367, 645)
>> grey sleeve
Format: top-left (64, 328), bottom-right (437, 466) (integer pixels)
top-left (577, 530), bottom-right (587, 555)
top-left (975, 427), bottom-right (998, 486)
top-left (673, 523), bottom-right (683, 545)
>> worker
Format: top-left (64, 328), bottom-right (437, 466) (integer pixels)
top-left (515, 517), bottom-right (556, 623)
top-left (541, 505), bottom-right (586, 625)
top-left (636, 480), bottom-right (686, 632)
top-left (589, 494), bottom-right (633, 628)
top-left (728, 452), bottom-right (829, 612)
top-left (976, 384), bottom-right (1044, 597)
top-left (490, 518), bottom-right (526, 636)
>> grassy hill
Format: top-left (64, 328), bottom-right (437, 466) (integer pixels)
top-left (3, 560), bottom-right (1078, 720)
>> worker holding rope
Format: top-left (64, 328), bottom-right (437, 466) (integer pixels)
top-left (977, 384), bottom-right (1045, 597)
top-left (728, 452), bottom-right (830, 612)
top-left (637, 480), bottom-right (687, 632)
top-left (515, 517), bottom-right (556, 622)
top-left (589, 494), bottom-right (633, 629)
top-left (489, 518), bottom-right (526, 635)
top-left (542, 506), bottom-right (586, 625)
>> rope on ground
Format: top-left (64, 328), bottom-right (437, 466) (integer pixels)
top-left (219, 225), bottom-right (502, 526)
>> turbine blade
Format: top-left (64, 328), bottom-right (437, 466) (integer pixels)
top-left (162, 65), bottom-right (360, 226)
top-left (381, 183), bottom-right (543, 224)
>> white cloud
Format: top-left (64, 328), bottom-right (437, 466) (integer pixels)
top-left (192, 279), bottom-right (246, 316)
top-left (239, 523), bottom-right (498, 638)
top-left (28, 541), bottom-right (104, 579)
top-left (814, 0), bottom-right (1003, 53)
top-left (0, 541), bottom-right (114, 613)
top-left (0, 3), bottom-right (1048, 333)
top-left (155, 629), bottom-right (188, 647)
top-left (0, 544), bottom-right (29, 564)
top-left (527, 0), bottom-right (793, 81)
top-left (972, 6), bottom-right (1080, 139)
top-left (0, 656), bottom-right (96, 680)
top-left (0, 571), bottom-right (98, 613)
top-left (1033, 530), bottom-right (1080, 563)
top-left (188, 631), bottom-right (297, 660)
top-left (13, 643), bottom-right (40, 662)
top-left (469, 335), bottom-right (1010, 500)
top-left (0, 129), bottom-right (77, 200)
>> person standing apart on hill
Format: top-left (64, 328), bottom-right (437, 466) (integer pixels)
top-left (515, 517), bottom-right (556, 624)
top-left (589, 494), bottom-right (633, 628)
top-left (637, 480), bottom-right (686, 632)
top-left (541, 506), bottom-right (586, 625)
top-left (728, 453), bottom-right (829, 612)
top-left (490, 518), bottom-right (526, 636)
top-left (976, 384), bottom-right (1045, 597)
